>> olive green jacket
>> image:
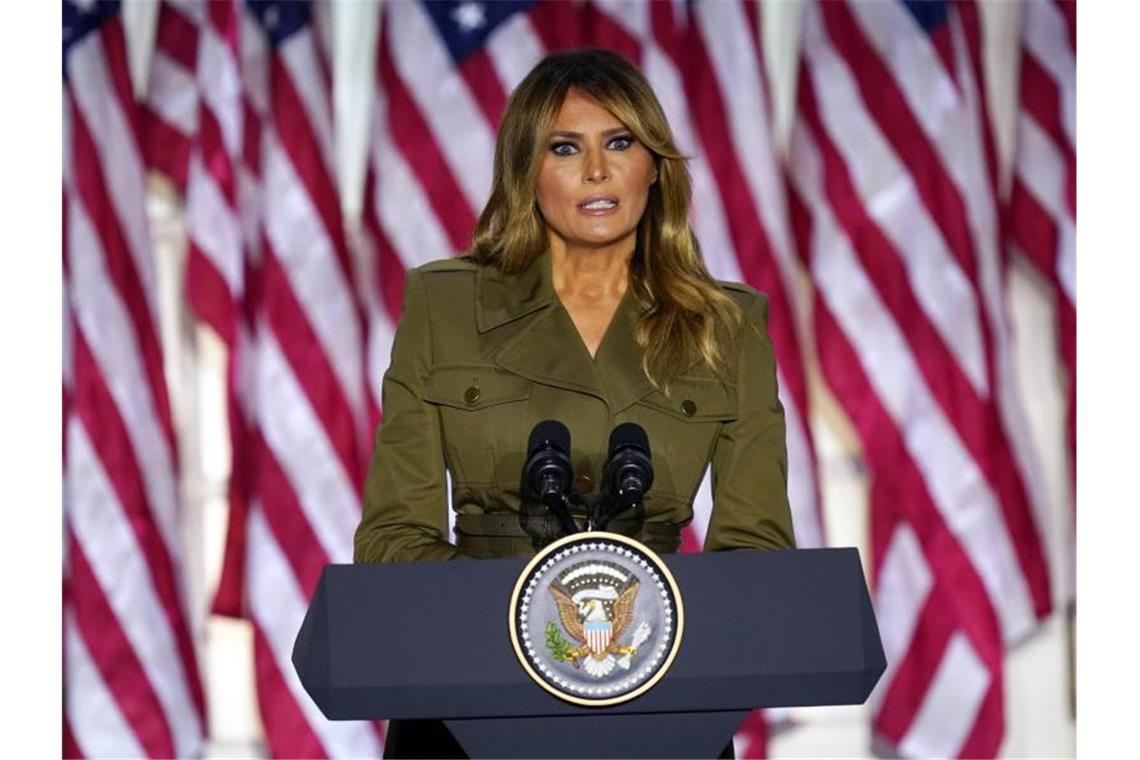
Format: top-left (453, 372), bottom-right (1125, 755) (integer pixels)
top-left (353, 251), bottom-right (795, 563)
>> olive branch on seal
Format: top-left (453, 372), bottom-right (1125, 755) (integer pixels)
top-left (545, 621), bottom-right (576, 663)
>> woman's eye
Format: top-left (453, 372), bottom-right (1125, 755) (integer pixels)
top-left (550, 141), bottom-right (578, 156)
top-left (608, 136), bottom-right (634, 151)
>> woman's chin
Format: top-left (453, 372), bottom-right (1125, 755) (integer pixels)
top-left (567, 227), bottom-right (637, 251)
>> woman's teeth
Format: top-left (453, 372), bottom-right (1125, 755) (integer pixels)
top-left (582, 199), bottom-right (617, 210)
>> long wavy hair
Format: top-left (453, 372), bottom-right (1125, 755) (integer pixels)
top-left (471, 48), bottom-right (744, 390)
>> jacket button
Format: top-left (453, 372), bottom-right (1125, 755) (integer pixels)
top-left (464, 386), bottom-right (481, 405)
top-left (681, 399), bottom-right (697, 417)
top-left (573, 474), bottom-right (595, 494)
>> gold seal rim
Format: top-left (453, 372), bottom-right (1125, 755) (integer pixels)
top-left (507, 531), bottom-right (686, 708)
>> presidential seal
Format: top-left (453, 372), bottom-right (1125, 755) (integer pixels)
top-left (508, 532), bottom-right (684, 707)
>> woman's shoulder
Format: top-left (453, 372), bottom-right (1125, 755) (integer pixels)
top-left (405, 254), bottom-right (483, 302)
top-left (403, 255), bottom-right (510, 341)
top-left (715, 279), bottom-right (770, 323)
top-left (410, 254), bottom-right (482, 278)
top-left (713, 281), bottom-right (776, 379)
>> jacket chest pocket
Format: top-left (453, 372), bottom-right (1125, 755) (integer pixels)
top-left (422, 366), bottom-right (534, 488)
top-left (624, 376), bottom-right (737, 504)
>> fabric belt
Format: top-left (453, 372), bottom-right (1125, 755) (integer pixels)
top-left (454, 513), bottom-right (681, 558)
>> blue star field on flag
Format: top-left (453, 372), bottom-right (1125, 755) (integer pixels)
top-left (247, 0), bottom-right (312, 47)
top-left (422, 1), bottom-right (536, 65)
top-left (63, 0), bottom-right (119, 76)
top-left (901, 0), bottom-right (949, 33)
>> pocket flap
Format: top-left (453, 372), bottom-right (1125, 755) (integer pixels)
top-left (423, 366), bottom-right (533, 410)
top-left (638, 376), bottom-right (737, 421)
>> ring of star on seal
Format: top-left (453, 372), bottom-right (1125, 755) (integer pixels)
top-left (508, 531), bottom-right (685, 707)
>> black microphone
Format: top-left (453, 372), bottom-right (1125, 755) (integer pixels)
top-left (522, 420), bottom-right (579, 536)
top-left (596, 422), bottom-right (654, 530)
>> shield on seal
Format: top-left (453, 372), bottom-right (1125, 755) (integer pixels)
top-left (584, 618), bottom-right (612, 656)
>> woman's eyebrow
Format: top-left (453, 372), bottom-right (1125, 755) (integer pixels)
top-left (548, 127), bottom-right (631, 139)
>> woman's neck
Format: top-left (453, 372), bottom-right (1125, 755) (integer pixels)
top-left (549, 239), bottom-right (633, 302)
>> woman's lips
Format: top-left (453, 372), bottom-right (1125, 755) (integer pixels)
top-left (577, 195), bottom-right (620, 215)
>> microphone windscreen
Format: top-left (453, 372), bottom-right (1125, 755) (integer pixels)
top-left (608, 422), bottom-right (650, 458)
top-left (528, 419), bottom-right (570, 457)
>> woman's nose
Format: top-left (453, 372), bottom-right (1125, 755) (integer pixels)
top-left (584, 149), bottom-right (610, 183)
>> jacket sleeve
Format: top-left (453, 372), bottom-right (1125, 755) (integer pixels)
top-left (705, 291), bottom-right (797, 551)
top-left (354, 268), bottom-right (461, 563)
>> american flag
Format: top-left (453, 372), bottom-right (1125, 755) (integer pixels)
top-left (786, 1), bottom-right (1054, 756)
top-left (178, 0), bottom-right (257, 625)
top-left (139, 0), bottom-right (202, 192)
top-left (1007, 0), bottom-right (1075, 494)
top-left (138, 0), bottom-right (384, 755)
top-left (63, 1), bottom-right (206, 756)
top-left (215, 1), bottom-right (383, 756)
top-left (138, 0), bottom-right (260, 628)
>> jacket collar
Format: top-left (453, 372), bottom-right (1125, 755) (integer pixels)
top-left (480, 251), bottom-right (657, 413)
top-left (475, 252), bottom-right (555, 333)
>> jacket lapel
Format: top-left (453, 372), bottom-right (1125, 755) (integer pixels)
top-left (495, 304), bottom-right (610, 400)
top-left (593, 290), bottom-right (657, 414)
top-left (479, 251), bottom-right (607, 402)
top-left (478, 250), bottom-right (657, 412)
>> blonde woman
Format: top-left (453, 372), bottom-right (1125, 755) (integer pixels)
top-left (355, 49), bottom-right (795, 756)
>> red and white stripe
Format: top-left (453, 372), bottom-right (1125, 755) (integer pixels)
top-left (218, 4), bottom-right (382, 756)
top-left (172, 2), bottom-right (384, 754)
top-left (586, 626), bottom-right (612, 656)
top-left (140, 0), bottom-right (203, 189)
top-left (179, 0), bottom-right (255, 621)
top-left (1008, 0), bottom-right (1076, 490)
top-left (786, 2), bottom-right (1054, 756)
top-left (360, 4), bottom-right (817, 756)
top-left (63, 5), bottom-right (206, 756)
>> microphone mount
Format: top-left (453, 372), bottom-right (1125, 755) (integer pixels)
top-left (521, 421), bottom-right (655, 537)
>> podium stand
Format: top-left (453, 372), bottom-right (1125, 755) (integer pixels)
top-left (293, 547), bottom-right (885, 758)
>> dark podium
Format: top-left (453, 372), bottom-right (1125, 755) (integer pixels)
top-left (293, 547), bottom-right (885, 758)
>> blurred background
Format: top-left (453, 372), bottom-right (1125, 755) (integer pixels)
top-left (63, 0), bottom-right (1075, 757)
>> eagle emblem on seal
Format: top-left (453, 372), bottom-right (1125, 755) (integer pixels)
top-left (545, 560), bottom-right (653, 678)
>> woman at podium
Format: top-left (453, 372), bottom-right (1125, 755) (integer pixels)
top-left (354, 47), bottom-right (795, 758)
top-left (355, 47), bottom-right (794, 565)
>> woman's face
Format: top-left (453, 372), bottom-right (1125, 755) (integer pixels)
top-left (536, 89), bottom-right (657, 256)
